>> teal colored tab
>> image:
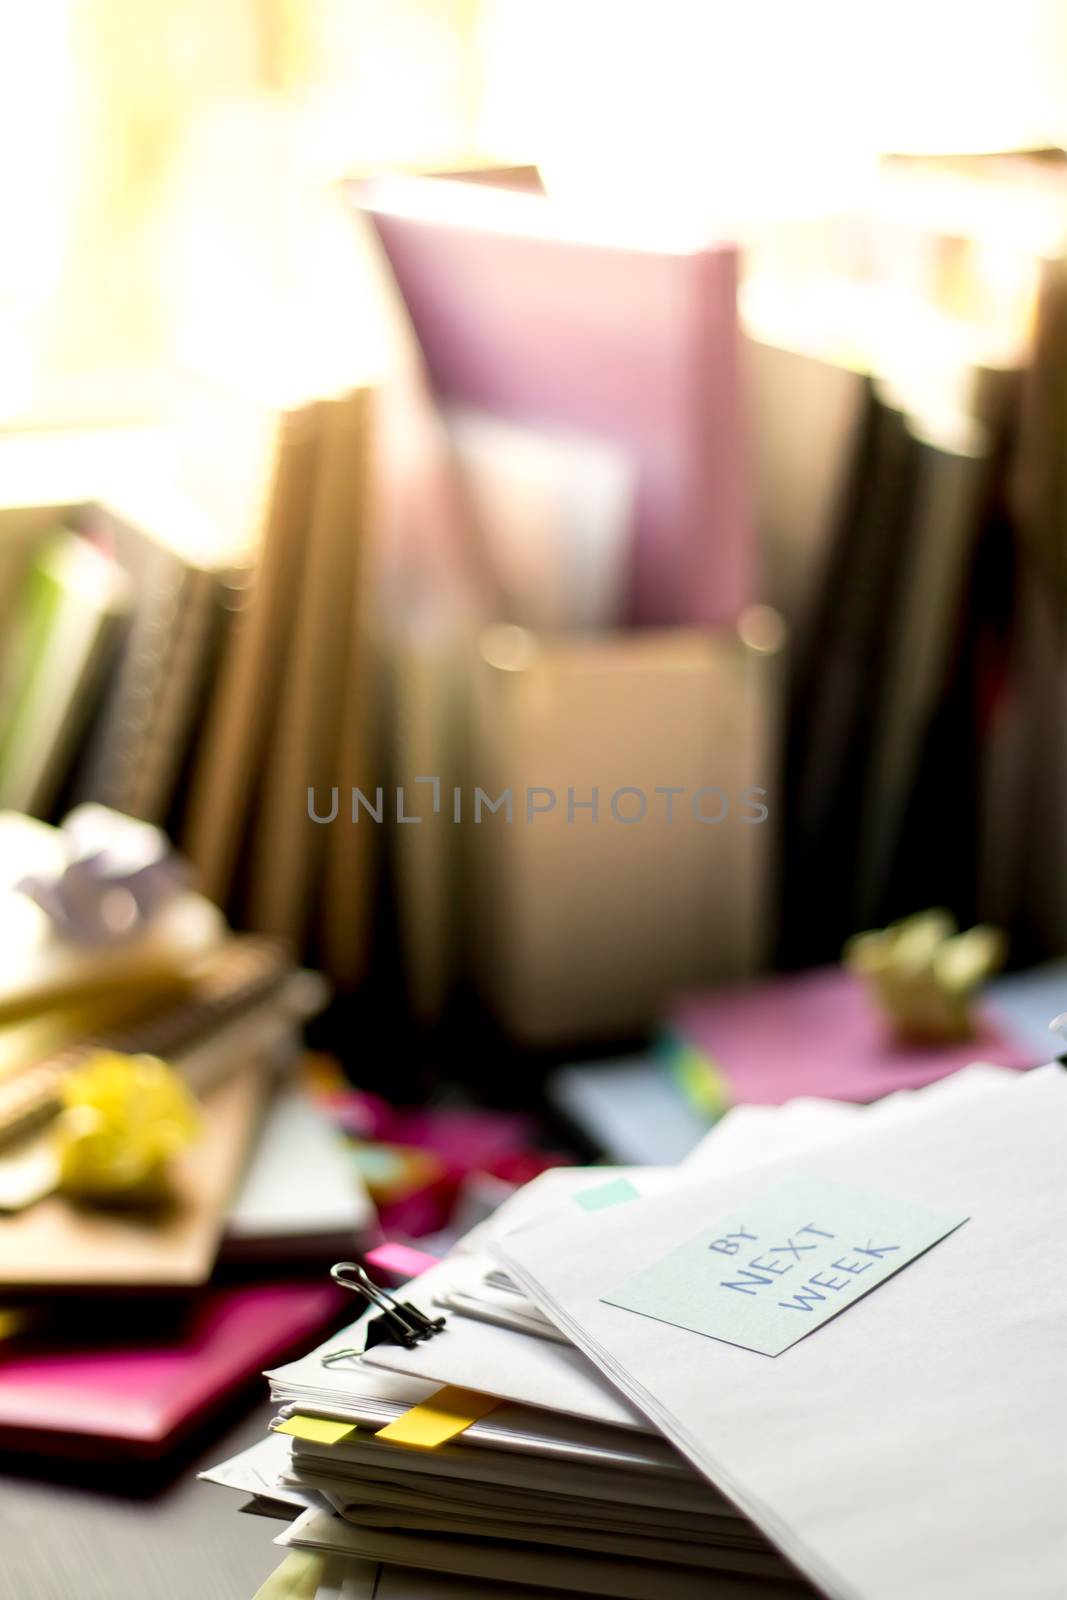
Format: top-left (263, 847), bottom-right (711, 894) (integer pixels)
top-left (576, 1177), bottom-right (641, 1213)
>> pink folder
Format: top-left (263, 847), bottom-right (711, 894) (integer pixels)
top-left (357, 177), bottom-right (751, 628)
top-left (0, 1281), bottom-right (344, 1460)
top-left (669, 966), bottom-right (1034, 1106)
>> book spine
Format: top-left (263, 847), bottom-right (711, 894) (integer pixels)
top-left (0, 937), bottom-right (291, 1146)
top-left (181, 405), bottom-right (320, 907)
top-left (126, 565), bottom-right (221, 823)
top-left (94, 561), bottom-right (192, 817)
top-left (686, 247), bottom-right (752, 626)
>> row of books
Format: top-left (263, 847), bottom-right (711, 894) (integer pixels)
top-left (5, 153), bottom-right (1067, 1039)
top-left (744, 149), bottom-right (1067, 968)
top-left (0, 168), bottom-right (779, 1044)
top-left (0, 366), bottom-right (377, 986)
top-left (362, 156), bottom-right (1067, 1031)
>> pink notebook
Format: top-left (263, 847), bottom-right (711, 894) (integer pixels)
top-left (357, 177), bottom-right (750, 628)
top-left (0, 1281), bottom-right (344, 1460)
top-left (669, 966), bottom-right (1034, 1106)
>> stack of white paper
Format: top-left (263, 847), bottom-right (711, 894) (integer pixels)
top-left (496, 1066), bottom-right (1067, 1600)
top-left (201, 1064), bottom-right (1061, 1599)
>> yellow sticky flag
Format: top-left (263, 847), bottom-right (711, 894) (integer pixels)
top-left (250, 1550), bottom-right (324, 1600)
top-left (672, 1045), bottom-right (731, 1118)
top-left (376, 1385), bottom-right (500, 1448)
top-left (274, 1414), bottom-right (356, 1446)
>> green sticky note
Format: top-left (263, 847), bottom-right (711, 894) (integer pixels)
top-left (576, 1177), bottom-right (640, 1212)
top-left (602, 1176), bottom-right (967, 1357)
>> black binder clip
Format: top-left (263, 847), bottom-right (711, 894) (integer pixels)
top-left (322, 1261), bottom-right (445, 1362)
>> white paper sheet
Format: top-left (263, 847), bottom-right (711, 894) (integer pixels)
top-left (200, 1433), bottom-right (323, 1512)
top-left (497, 1066), bottom-right (1067, 1600)
top-left (228, 1084), bottom-right (373, 1240)
top-left (681, 1063), bottom-right (1018, 1178)
top-left (682, 1099), bottom-right (863, 1175)
top-left (280, 1506), bottom-right (807, 1600)
top-left (283, 1430), bottom-right (715, 1514)
top-left (361, 1277), bottom-right (651, 1430)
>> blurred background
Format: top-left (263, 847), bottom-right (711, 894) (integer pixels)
top-left (4, 5), bottom-right (1067, 1586)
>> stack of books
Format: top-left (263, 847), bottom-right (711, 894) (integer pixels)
top-left (202, 1058), bottom-right (1064, 1599)
top-left (0, 806), bottom-right (374, 1465)
top-left (0, 361), bottom-right (379, 989)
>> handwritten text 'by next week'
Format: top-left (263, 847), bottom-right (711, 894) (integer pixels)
top-left (709, 1223), bottom-right (899, 1313)
top-left (603, 1177), bottom-right (968, 1355)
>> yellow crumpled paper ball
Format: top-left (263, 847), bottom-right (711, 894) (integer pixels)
top-left (55, 1051), bottom-right (201, 1204)
top-left (844, 909), bottom-right (1006, 1044)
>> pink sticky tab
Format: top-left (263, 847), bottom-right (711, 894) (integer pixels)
top-left (365, 1242), bottom-right (439, 1281)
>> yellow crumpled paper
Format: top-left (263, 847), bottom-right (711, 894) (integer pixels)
top-left (55, 1051), bottom-right (201, 1204)
top-left (844, 909), bottom-right (1006, 1044)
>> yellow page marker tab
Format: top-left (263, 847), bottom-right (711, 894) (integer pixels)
top-left (251, 1550), bottom-right (324, 1600)
top-left (274, 1414), bottom-right (356, 1446)
top-left (377, 1385), bottom-right (500, 1448)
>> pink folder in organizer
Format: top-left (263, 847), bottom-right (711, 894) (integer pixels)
top-left (669, 966), bottom-right (1034, 1105)
top-left (357, 177), bottom-right (751, 627)
top-left (0, 1281), bottom-right (343, 1461)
